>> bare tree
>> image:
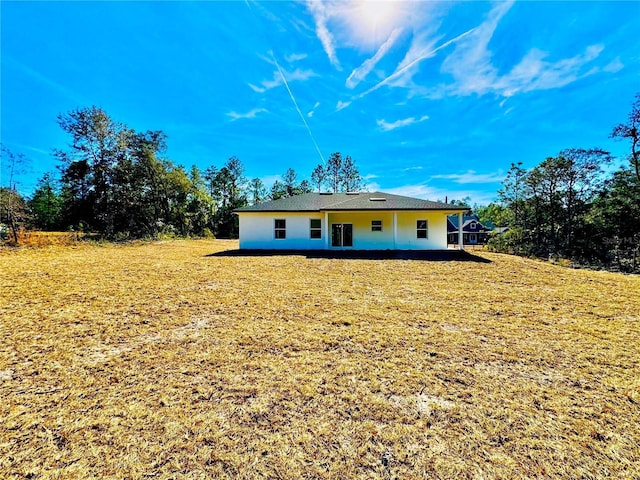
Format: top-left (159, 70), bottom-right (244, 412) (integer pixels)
top-left (0, 146), bottom-right (29, 242)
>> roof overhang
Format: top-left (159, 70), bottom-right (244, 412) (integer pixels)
top-left (235, 208), bottom-right (469, 214)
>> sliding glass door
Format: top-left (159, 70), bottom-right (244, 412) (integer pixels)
top-left (331, 223), bottom-right (353, 247)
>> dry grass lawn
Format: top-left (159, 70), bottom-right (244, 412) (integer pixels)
top-left (1, 239), bottom-right (639, 479)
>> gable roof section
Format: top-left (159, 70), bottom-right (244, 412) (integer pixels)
top-left (235, 192), bottom-right (468, 213)
top-left (447, 215), bottom-right (493, 232)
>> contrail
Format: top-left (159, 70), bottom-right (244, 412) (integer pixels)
top-left (356, 27), bottom-right (477, 101)
top-left (270, 51), bottom-right (326, 165)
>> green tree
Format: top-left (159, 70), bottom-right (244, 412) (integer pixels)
top-left (248, 178), bottom-right (267, 205)
top-left (311, 164), bottom-right (326, 192)
top-left (588, 168), bottom-right (640, 272)
top-left (270, 180), bottom-right (287, 200)
top-left (204, 166), bottom-right (219, 200)
top-left (298, 179), bottom-right (312, 194)
top-left (555, 148), bottom-right (611, 255)
top-left (494, 149), bottom-right (613, 259)
top-left (323, 152), bottom-right (363, 193)
top-left (186, 165), bottom-right (214, 237)
top-left (611, 92), bottom-right (640, 183)
top-left (476, 203), bottom-right (511, 227)
top-left (59, 158), bottom-right (91, 230)
top-left (340, 155), bottom-right (362, 192)
top-left (209, 157), bottom-right (247, 238)
top-left (29, 173), bottom-right (62, 230)
top-left (55, 109), bottom-right (179, 239)
top-left (498, 162), bottom-right (527, 228)
top-left (225, 156), bottom-right (246, 205)
top-left (106, 129), bottom-right (169, 237)
top-left (55, 106), bottom-right (125, 234)
top-left (326, 152), bottom-right (342, 193)
top-left (274, 168), bottom-right (313, 199)
top-left (283, 168), bottom-right (298, 196)
top-left (164, 165), bottom-right (192, 236)
top-left (130, 131), bottom-right (172, 236)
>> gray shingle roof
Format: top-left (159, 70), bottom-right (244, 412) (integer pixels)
top-left (235, 192), bottom-right (468, 212)
top-left (447, 215), bottom-right (493, 232)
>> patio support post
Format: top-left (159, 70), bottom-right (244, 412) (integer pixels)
top-left (458, 212), bottom-right (464, 250)
top-left (324, 211), bottom-right (329, 249)
top-left (393, 212), bottom-right (398, 249)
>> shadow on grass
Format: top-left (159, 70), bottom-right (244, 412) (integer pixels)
top-left (205, 249), bottom-right (492, 263)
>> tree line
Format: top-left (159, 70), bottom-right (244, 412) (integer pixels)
top-left (2, 95), bottom-right (638, 274)
top-left (478, 93), bottom-right (639, 272)
top-left (0, 106), bottom-right (363, 240)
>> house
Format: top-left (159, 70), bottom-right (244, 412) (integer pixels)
top-left (234, 192), bottom-right (468, 250)
top-left (447, 214), bottom-right (492, 245)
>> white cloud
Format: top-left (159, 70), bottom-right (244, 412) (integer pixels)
top-left (439, 2), bottom-right (512, 95)
top-left (249, 79), bottom-right (278, 93)
top-left (249, 68), bottom-right (317, 93)
top-left (307, 101), bottom-right (320, 117)
top-left (345, 28), bottom-right (403, 89)
top-left (383, 26), bottom-right (442, 91)
top-left (402, 166), bottom-right (424, 172)
top-left (285, 53), bottom-right (308, 63)
top-left (282, 68), bottom-right (318, 82)
top-left (306, 1), bottom-right (340, 69)
top-left (439, 2), bottom-right (607, 98)
top-left (305, 0), bottom-right (613, 105)
top-left (226, 108), bottom-right (268, 121)
top-left (496, 45), bottom-right (604, 97)
top-left (431, 170), bottom-right (505, 184)
top-left (357, 27), bottom-right (475, 100)
top-left (336, 100), bottom-right (351, 111)
top-left (305, 1), bottom-right (428, 69)
top-left (603, 57), bottom-right (624, 73)
top-left (377, 115), bottom-right (429, 131)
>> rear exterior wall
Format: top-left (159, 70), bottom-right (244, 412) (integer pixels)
top-left (238, 211), bottom-right (449, 250)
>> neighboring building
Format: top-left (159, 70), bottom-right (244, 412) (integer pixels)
top-left (234, 192), bottom-right (468, 250)
top-left (447, 214), bottom-right (493, 245)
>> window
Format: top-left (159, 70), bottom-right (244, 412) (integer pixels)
top-left (310, 219), bottom-right (322, 239)
top-left (371, 220), bottom-right (382, 232)
top-left (274, 219), bottom-right (286, 239)
top-left (417, 220), bottom-right (428, 239)
top-left (469, 221), bottom-right (477, 230)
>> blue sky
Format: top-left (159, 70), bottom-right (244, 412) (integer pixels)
top-left (2, 1), bottom-right (639, 205)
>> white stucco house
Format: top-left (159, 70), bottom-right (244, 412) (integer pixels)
top-left (234, 192), bottom-right (468, 250)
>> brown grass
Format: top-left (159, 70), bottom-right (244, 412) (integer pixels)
top-left (1, 239), bottom-right (638, 479)
top-left (1, 230), bottom-right (89, 248)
